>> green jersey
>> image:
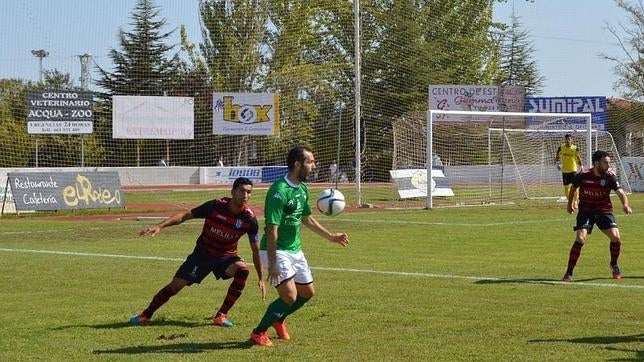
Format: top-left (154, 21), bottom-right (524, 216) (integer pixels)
top-left (260, 177), bottom-right (312, 253)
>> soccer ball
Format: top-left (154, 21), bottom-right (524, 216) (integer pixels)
top-left (316, 189), bottom-right (346, 216)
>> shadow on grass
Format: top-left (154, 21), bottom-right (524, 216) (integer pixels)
top-left (92, 340), bottom-right (253, 354)
top-left (475, 278), bottom-right (561, 286)
top-left (52, 318), bottom-right (207, 331)
top-left (530, 334), bottom-right (643, 362)
top-left (475, 276), bottom-right (644, 285)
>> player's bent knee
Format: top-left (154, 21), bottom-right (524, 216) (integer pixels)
top-left (235, 266), bottom-right (250, 279)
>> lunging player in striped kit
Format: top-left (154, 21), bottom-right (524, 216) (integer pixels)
top-left (130, 177), bottom-right (265, 327)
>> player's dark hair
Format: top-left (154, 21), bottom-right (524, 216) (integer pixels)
top-left (592, 150), bottom-right (609, 163)
top-left (232, 177), bottom-right (253, 190)
top-left (287, 145), bottom-right (313, 171)
top-left (564, 134), bottom-right (572, 139)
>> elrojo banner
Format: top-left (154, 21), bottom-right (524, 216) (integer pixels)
top-left (8, 171), bottom-right (126, 211)
top-left (212, 93), bottom-right (280, 135)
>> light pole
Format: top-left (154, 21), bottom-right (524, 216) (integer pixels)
top-left (78, 53), bottom-right (92, 90)
top-left (31, 49), bottom-right (49, 82)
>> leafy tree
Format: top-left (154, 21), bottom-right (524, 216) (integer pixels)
top-left (497, 14), bottom-right (544, 96)
top-left (0, 79), bottom-right (33, 167)
top-left (603, 0), bottom-right (644, 100)
top-left (191, 0), bottom-right (270, 166)
top-left (358, 0), bottom-right (502, 180)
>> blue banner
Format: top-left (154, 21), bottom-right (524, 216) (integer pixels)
top-left (525, 96), bottom-right (607, 130)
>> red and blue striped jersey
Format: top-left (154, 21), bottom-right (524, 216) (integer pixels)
top-left (191, 197), bottom-right (259, 257)
top-left (573, 169), bottom-right (621, 213)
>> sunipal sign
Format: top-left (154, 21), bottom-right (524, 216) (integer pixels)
top-left (525, 96), bottom-right (607, 130)
top-left (212, 93), bottom-right (279, 135)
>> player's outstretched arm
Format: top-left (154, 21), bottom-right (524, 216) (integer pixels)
top-left (616, 189), bottom-right (633, 215)
top-left (249, 239), bottom-right (266, 300)
top-left (139, 210), bottom-right (194, 237)
top-left (302, 215), bottom-right (349, 246)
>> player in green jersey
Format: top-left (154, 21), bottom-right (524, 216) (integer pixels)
top-left (249, 145), bottom-right (350, 347)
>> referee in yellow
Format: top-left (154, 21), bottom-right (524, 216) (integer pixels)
top-left (555, 134), bottom-right (583, 204)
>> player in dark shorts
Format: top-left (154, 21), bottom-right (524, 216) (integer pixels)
top-left (129, 177), bottom-right (266, 327)
top-left (562, 150), bottom-right (632, 282)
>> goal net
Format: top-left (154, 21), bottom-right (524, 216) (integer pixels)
top-left (487, 128), bottom-right (631, 201)
top-left (392, 110), bottom-right (631, 209)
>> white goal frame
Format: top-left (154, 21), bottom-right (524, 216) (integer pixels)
top-left (427, 110), bottom-right (592, 209)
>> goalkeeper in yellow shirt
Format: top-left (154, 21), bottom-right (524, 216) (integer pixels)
top-left (555, 134), bottom-right (583, 204)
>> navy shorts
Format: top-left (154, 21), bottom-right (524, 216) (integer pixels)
top-left (561, 172), bottom-right (576, 186)
top-left (574, 211), bottom-right (618, 234)
top-left (175, 248), bottom-right (243, 285)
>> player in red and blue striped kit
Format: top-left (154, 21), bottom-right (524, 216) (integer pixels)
top-left (130, 177), bottom-right (266, 327)
top-left (562, 150), bottom-right (633, 282)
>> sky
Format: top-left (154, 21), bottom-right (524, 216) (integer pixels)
top-left (0, 0), bottom-right (632, 98)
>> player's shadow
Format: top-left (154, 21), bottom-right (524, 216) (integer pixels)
top-left (474, 278), bottom-right (561, 286)
top-left (92, 340), bottom-right (253, 354)
top-left (475, 276), bottom-right (644, 285)
top-left (51, 319), bottom-right (206, 331)
top-left (530, 334), bottom-right (643, 361)
top-left (573, 275), bottom-right (644, 282)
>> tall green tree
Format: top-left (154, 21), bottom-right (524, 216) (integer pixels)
top-left (603, 0), bottom-right (643, 100)
top-left (95, 0), bottom-right (181, 166)
top-left (498, 14), bottom-right (544, 95)
top-left (96, 0), bottom-right (180, 96)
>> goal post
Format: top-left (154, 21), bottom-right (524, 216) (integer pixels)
top-left (426, 110), bottom-right (594, 209)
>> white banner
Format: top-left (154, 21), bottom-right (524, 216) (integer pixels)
top-left (623, 157), bottom-right (644, 192)
top-left (112, 96), bottom-right (194, 139)
top-left (213, 93), bottom-right (279, 135)
top-left (428, 85), bottom-right (525, 121)
top-left (390, 169), bottom-right (454, 198)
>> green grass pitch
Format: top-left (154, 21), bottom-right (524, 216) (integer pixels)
top-left (0, 191), bottom-right (642, 361)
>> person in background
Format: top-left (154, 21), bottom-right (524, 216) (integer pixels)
top-left (216, 156), bottom-right (224, 167)
top-left (328, 160), bottom-right (338, 182)
top-left (555, 134), bottom-right (582, 203)
top-left (561, 150), bottom-right (632, 282)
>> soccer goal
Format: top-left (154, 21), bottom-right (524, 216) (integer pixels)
top-left (396, 109), bottom-right (632, 209)
top-left (486, 127), bottom-right (632, 203)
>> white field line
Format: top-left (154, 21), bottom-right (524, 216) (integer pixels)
top-left (0, 247), bottom-right (642, 290)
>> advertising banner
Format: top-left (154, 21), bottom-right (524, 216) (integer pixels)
top-left (212, 93), bottom-right (279, 135)
top-left (428, 85), bottom-right (525, 121)
top-left (623, 157), bottom-right (644, 192)
top-left (525, 96), bottom-right (607, 130)
top-left (200, 166), bottom-right (288, 184)
top-left (27, 90), bottom-right (93, 134)
top-left (113, 96), bottom-right (194, 139)
top-left (8, 172), bottom-right (126, 211)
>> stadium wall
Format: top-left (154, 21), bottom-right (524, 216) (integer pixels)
top-left (1, 166), bottom-right (288, 187)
